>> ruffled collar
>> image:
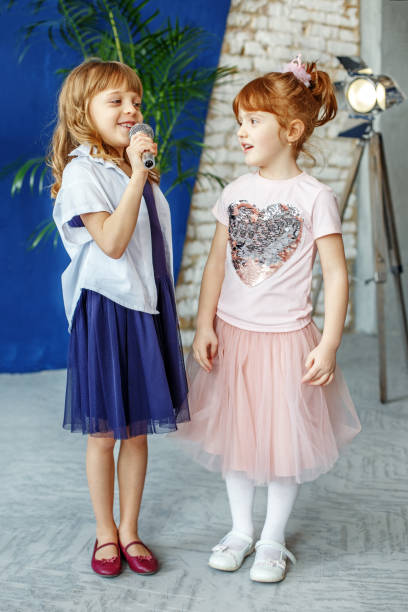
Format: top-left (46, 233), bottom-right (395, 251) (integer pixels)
top-left (68, 143), bottom-right (118, 170)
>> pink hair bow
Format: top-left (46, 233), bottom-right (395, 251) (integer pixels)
top-left (281, 54), bottom-right (312, 88)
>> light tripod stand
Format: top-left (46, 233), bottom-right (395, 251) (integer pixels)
top-left (313, 121), bottom-right (408, 403)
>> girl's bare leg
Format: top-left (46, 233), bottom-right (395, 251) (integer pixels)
top-left (117, 435), bottom-right (150, 556)
top-left (86, 436), bottom-right (118, 560)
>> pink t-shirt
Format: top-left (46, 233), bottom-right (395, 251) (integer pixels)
top-left (212, 170), bottom-right (342, 332)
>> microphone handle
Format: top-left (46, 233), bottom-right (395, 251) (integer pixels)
top-left (142, 151), bottom-right (155, 169)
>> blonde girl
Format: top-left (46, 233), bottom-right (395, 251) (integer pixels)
top-left (52, 59), bottom-right (189, 577)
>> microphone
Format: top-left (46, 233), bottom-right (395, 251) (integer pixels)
top-left (128, 123), bottom-right (155, 169)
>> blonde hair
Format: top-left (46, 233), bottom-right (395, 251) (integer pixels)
top-left (233, 62), bottom-right (337, 160)
top-left (49, 58), bottom-right (159, 198)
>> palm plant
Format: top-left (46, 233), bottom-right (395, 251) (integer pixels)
top-left (4, 0), bottom-right (234, 247)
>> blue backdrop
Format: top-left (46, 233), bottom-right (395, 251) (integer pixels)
top-left (0, 0), bottom-right (230, 373)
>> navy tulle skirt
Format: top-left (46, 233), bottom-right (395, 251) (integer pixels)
top-left (63, 181), bottom-right (189, 438)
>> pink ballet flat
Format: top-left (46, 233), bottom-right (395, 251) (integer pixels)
top-left (91, 540), bottom-right (122, 577)
top-left (119, 539), bottom-right (159, 575)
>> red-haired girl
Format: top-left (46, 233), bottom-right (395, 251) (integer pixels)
top-left (175, 55), bottom-right (361, 583)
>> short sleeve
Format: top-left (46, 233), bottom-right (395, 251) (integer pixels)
top-left (53, 161), bottom-right (112, 246)
top-left (212, 192), bottom-right (228, 226)
top-left (312, 188), bottom-right (342, 240)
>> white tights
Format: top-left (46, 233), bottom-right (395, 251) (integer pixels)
top-left (224, 471), bottom-right (299, 559)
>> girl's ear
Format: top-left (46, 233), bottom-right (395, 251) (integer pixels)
top-left (287, 119), bottom-right (305, 145)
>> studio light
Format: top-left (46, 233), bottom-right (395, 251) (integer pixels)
top-left (313, 56), bottom-right (408, 403)
top-left (335, 55), bottom-right (405, 120)
top-left (346, 77), bottom-right (377, 113)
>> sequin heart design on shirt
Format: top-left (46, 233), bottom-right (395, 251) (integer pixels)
top-left (227, 201), bottom-right (303, 287)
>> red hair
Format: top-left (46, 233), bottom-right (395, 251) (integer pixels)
top-left (233, 62), bottom-right (337, 159)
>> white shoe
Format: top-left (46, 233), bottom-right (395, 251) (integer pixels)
top-left (208, 531), bottom-right (255, 572)
top-left (250, 540), bottom-right (296, 583)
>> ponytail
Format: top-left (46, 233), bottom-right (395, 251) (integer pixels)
top-left (306, 62), bottom-right (337, 127)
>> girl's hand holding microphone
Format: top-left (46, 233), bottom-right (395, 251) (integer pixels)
top-left (193, 327), bottom-right (218, 373)
top-left (126, 130), bottom-right (157, 176)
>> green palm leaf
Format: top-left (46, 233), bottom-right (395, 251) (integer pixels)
top-left (11, 157), bottom-right (46, 196)
top-left (27, 218), bottom-right (58, 250)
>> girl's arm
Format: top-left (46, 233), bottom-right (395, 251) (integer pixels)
top-left (302, 233), bottom-right (348, 386)
top-left (80, 133), bottom-right (157, 259)
top-left (193, 221), bottom-right (229, 372)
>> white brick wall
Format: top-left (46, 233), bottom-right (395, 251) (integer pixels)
top-left (176, 0), bottom-right (360, 349)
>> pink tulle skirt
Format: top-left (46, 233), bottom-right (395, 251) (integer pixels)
top-left (174, 317), bottom-right (361, 485)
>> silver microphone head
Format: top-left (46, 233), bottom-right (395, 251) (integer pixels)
top-left (128, 123), bottom-right (155, 169)
top-left (128, 123), bottom-right (154, 139)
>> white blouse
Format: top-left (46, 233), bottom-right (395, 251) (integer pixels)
top-left (53, 144), bottom-right (174, 331)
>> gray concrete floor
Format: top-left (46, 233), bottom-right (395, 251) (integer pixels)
top-left (1, 331), bottom-right (408, 612)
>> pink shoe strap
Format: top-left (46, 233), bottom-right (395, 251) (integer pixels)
top-left (124, 540), bottom-right (152, 556)
top-left (96, 541), bottom-right (119, 553)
